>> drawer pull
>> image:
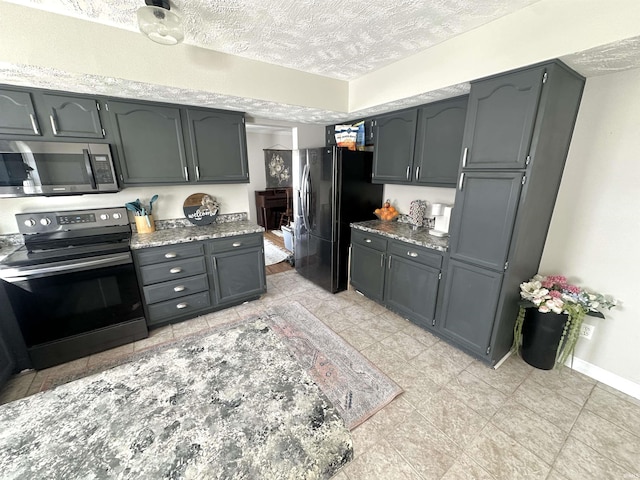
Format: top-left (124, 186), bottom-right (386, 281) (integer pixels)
top-left (407, 251), bottom-right (419, 258)
top-left (365, 238), bottom-right (372, 243)
top-left (169, 267), bottom-right (182, 274)
top-left (164, 252), bottom-right (177, 259)
top-left (176, 302), bottom-right (188, 309)
top-left (173, 285), bottom-right (186, 292)
top-left (232, 242), bottom-right (242, 247)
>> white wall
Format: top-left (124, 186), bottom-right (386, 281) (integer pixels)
top-left (540, 67), bottom-right (640, 389)
top-left (383, 184), bottom-right (456, 216)
top-left (245, 130), bottom-right (293, 222)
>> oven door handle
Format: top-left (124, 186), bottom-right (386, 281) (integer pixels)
top-left (0, 252), bottom-right (132, 282)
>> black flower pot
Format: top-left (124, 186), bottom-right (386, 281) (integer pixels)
top-left (521, 308), bottom-right (568, 370)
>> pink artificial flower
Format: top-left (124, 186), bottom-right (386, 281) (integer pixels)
top-left (549, 290), bottom-right (562, 298)
top-left (541, 279), bottom-right (554, 289)
top-left (566, 285), bottom-right (581, 294)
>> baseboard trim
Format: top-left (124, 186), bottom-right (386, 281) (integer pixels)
top-left (568, 357), bottom-right (640, 400)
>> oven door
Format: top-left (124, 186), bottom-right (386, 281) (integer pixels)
top-left (1, 252), bottom-right (147, 368)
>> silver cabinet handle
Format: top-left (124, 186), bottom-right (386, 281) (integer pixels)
top-left (388, 256), bottom-right (392, 269)
top-left (462, 147), bottom-right (469, 168)
top-left (49, 115), bottom-right (58, 135)
top-left (164, 253), bottom-right (177, 259)
top-left (176, 302), bottom-right (188, 309)
top-left (415, 166), bottom-right (420, 180)
top-left (232, 242), bottom-right (242, 247)
top-left (173, 285), bottom-right (185, 292)
top-left (458, 172), bottom-right (465, 191)
top-left (169, 267), bottom-right (182, 274)
top-left (406, 165), bottom-right (411, 180)
top-left (184, 167), bottom-right (189, 181)
top-left (213, 257), bottom-right (218, 269)
top-left (29, 114), bottom-right (39, 134)
top-left (380, 253), bottom-right (384, 267)
top-left (365, 238), bottom-right (372, 243)
top-left (195, 165), bottom-right (200, 180)
top-left (407, 251), bottom-right (418, 258)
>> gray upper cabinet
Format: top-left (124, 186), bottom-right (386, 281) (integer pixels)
top-left (372, 109), bottom-right (418, 183)
top-left (413, 96), bottom-right (468, 186)
top-left (439, 259), bottom-right (503, 356)
top-left (108, 101), bottom-right (188, 185)
top-left (41, 94), bottom-right (104, 138)
top-left (461, 66), bottom-right (545, 170)
top-left (185, 109), bottom-right (249, 183)
top-left (448, 171), bottom-right (523, 271)
top-left (0, 89), bottom-right (41, 136)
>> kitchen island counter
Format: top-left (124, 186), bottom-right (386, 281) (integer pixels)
top-left (130, 220), bottom-right (264, 250)
top-left (351, 220), bottom-right (449, 252)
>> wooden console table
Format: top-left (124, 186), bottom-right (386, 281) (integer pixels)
top-left (255, 188), bottom-right (290, 230)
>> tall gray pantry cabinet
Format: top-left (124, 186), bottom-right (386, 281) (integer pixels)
top-left (439, 61), bottom-right (584, 364)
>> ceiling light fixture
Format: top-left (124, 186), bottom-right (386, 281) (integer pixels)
top-left (137, 0), bottom-right (184, 46)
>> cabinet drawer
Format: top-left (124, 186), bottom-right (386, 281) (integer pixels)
top-left (135, 243), bottom-right (204, 266)
top-left (388, 241), bottom-right (442, 269)
top-left (139, 256), bottom-right (207, 285)
top-left (143, 274), bottom-right (209, 305)
top-left (147, 291), bottom-right (211, 324)
top-left (351, 229), bottom-right (387, 251)
top-left (206, 233), bottom-right (263, 254)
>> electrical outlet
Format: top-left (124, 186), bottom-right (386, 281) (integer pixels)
top-left (580, 324), bottom-right (595, 339)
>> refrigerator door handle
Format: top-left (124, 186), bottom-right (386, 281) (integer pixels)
top-left (301, 163), bottom-right (311, 231)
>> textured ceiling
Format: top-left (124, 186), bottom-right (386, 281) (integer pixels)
top-left (5, 0), bottom-right (542, 80)
top-left (2, 1), bottom-right (640, 125)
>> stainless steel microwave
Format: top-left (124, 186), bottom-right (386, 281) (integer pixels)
top-left (0, 141), bottom-right (119, 197)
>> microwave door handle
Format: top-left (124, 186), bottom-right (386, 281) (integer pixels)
top-left (82, 148), bottom-right (97, 190)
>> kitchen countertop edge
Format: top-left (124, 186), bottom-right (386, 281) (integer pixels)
top-left (130, 221), bottom-right (265, 250)
top-left (351, 220), bottom-right (449, 253)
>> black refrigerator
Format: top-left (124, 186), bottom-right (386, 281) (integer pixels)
top-left (294, 147), bottom-right (383, 293)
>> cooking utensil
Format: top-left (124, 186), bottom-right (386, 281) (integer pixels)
top-left (125, 202), bottom-right (141, 214)
top-left (149, 194), bottom-right (158, 214)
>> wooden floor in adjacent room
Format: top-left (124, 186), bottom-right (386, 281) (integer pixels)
top-left (264, 230), bottom-right (294, 275)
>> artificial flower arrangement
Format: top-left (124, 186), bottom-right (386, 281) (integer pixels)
top-left (512, 274), bottom-right (617, 367)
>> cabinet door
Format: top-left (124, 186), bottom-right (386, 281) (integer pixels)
top-left (0, 89), bottom-right (41, 136)
top-left (448, 171), bottom-right (523, 271)
top-left (384, 255), bottom-right (440, 329)
top-left (108, 101), bottom-right (188, 184)
top-left (462, 66), bottom-right (545, 169)
top-left (211, 247), bottom-right (266, 305)
top-left (350, 243), bottom-right (386, 301)
top-left (372, 109), bottom-right (418, 183)
top-left (413, 96), bottom-right (467, 186)
top-left (42, 94), bottom-right (104, 138)
top-left (439, 259), bottom-right (503, 357)
top-left (186, 109), bottom-right (249, 183)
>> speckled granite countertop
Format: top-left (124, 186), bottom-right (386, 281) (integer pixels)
top-left (130, 220), bottom-right (264, 250)
top-left (351, 220), bottom-right (449, 252)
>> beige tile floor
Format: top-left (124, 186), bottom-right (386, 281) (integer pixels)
top-left (2, 269), bottom-right (639, 480)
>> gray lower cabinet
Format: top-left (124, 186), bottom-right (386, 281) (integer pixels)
top-left (439, 259), bottom-right (503, 356)
top-left (0, 88), bottom-right (41, 136)
top-left (385, 242), bottom-right (442, 329)
top-left (41, 94), bottom-right (104, 138)
top-left (108, 101), bottom-right (189, 185)
top-left (185, 109), bottom-right (249, 183)
top-left (134, 233), bottom-right (266, 328)
top-left (350, 228), bottom-right (443, 329)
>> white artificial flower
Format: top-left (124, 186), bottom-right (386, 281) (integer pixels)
top-left (538, 304), bottom-right (551, 313)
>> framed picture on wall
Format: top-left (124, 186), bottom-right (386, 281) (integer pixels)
top-left (264, 149), bottom-right (292, 188)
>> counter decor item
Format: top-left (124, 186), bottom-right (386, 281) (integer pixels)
top-left (374, 200), bottom-right (399, 221)
top-left (183, 193), bottom-right (219, 226)
top-left (408, 200), bottom-right (428, 227)
top-left (512, 274), bottom-right (617, 370)
top-left (126, 196), bottom-right (158, 233)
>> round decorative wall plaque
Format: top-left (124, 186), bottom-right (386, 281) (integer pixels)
top-left (183, 193), bottom-right (219, 226)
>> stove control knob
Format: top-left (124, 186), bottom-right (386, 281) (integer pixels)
top-left (40, 218), bottom-right (51, 226)
top-left (112, 213), bottom-right (122, 220)
top-left (100, 214), bottom-right (110, 221)
top-left (24, 218), bottom-right (36, 227)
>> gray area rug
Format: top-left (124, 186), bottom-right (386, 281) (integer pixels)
top-left (0, 318), bottom-right (353, 480)
top-left (264, 237), bottom-right (290, 266)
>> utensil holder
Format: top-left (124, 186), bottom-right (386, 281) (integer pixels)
top-left (135, 215), bottom-right (155, 234)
